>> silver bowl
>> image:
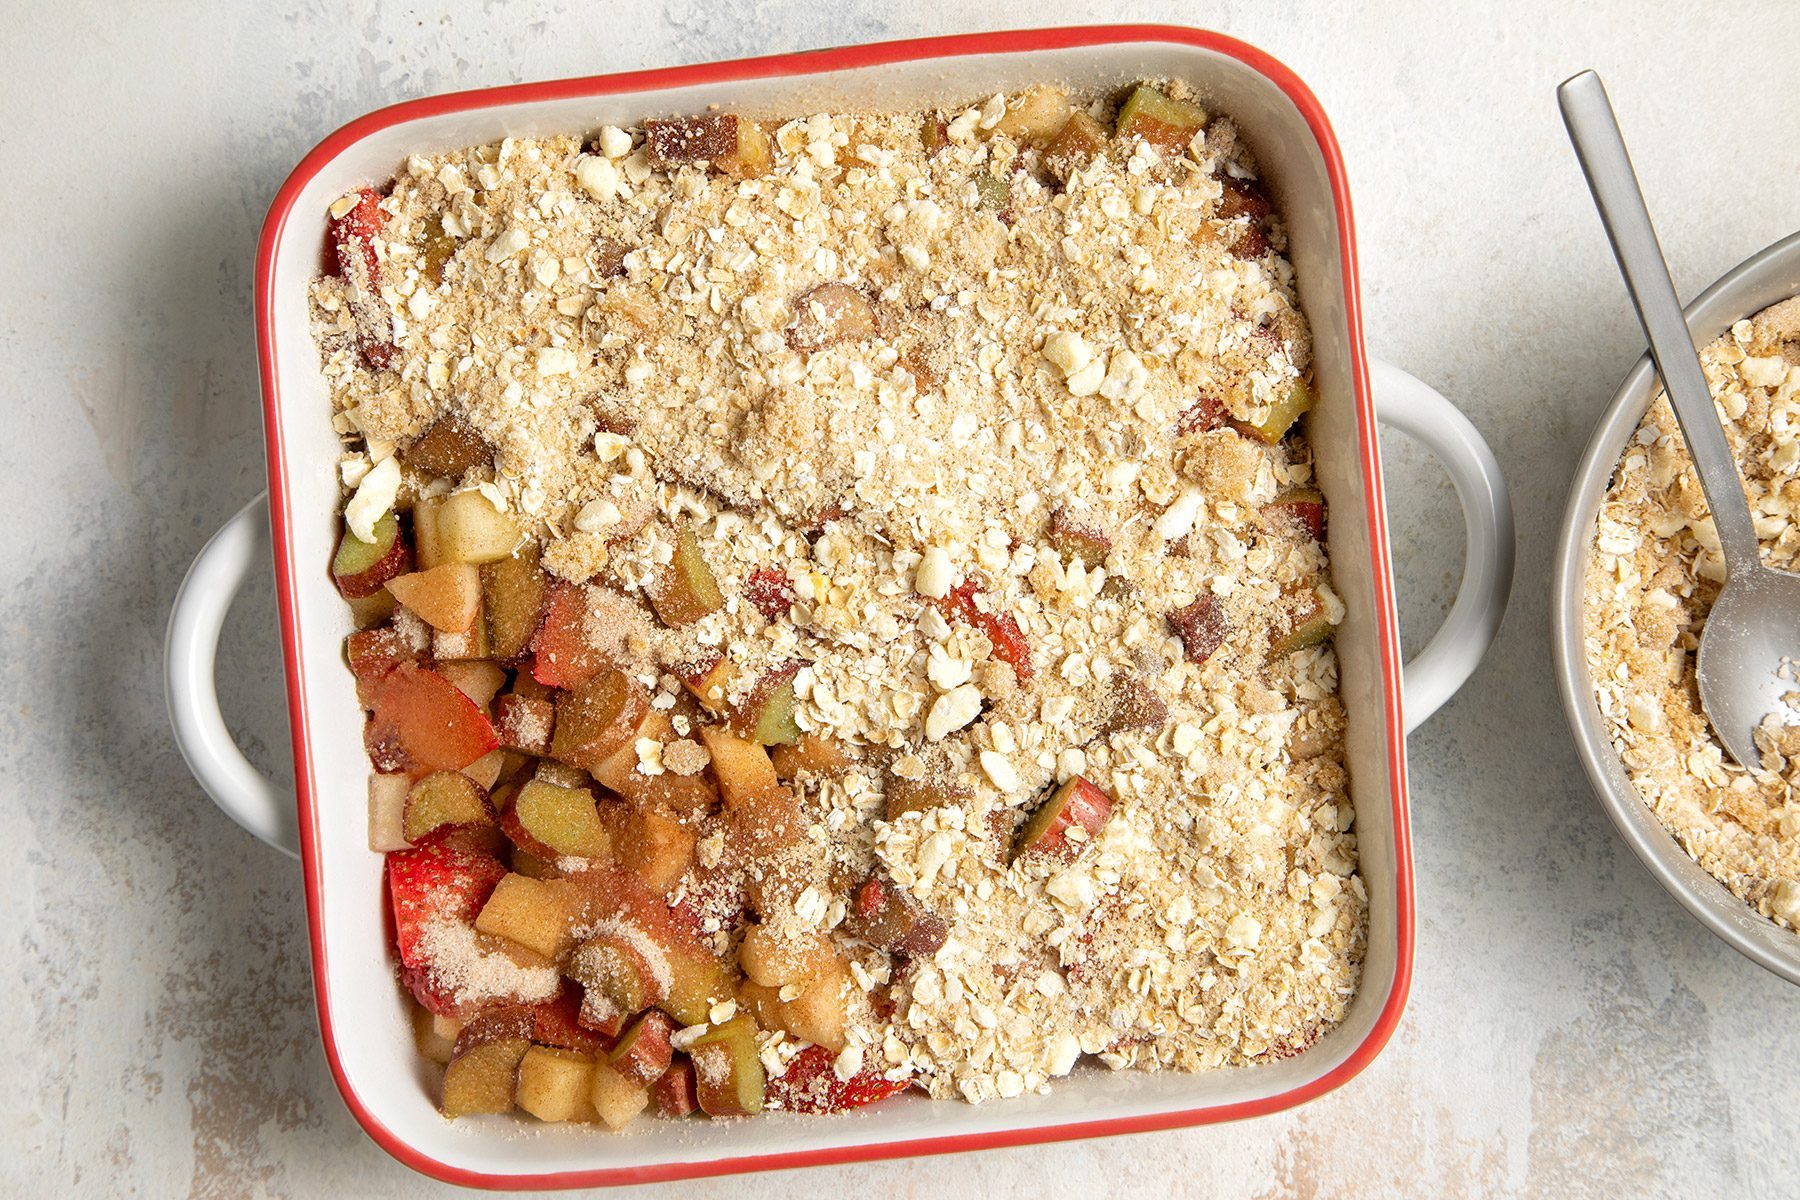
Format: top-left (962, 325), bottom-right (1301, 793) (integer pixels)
top-left (1553, 230), bottom-right (1800, 984)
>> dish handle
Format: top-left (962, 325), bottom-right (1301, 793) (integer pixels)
top-left (1370, 359), bottom-right (1516, 733)
top-left (165, 492), bottom-right (300, 858)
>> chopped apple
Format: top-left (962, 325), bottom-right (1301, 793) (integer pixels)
top-left (1237, 378), bottom-right (1314, 444)
top-left (332, 511), bottom-right (410, 599)
top-left (403, 771), bottom-right (495, 843)
top-left (411, 1001), bottom-right (457, 1065)
top-left (677, 655), bottom-right (734, 714)
top-left (1270, 586), bottom-right (1334, 655)
top-left (368, 772), bottom-right (410, 852)
top-left (738, 923), bottom-right (833, 988)
top-left (441, 1005), bottom-right (534, 1116)
top-left (697, 726), bottom-right (779, 808)
top-left (1098, 674), bottom-right (1168, 736)
top-left (602, 802), bottom-right (696, 896)
top-left (687, 1014), bottom-right (765, 1117)
top-left (387, 562), bottom-right (480, 632)
top-left (530, 581), bottom-right (606, 687)
top-left (551, 666), bottom-right (651, 772)
top-left (1013, 775), bottom-right (1112, 865)
top-left (1168, 594), bottom-right (1230, 666)
top-left (787, 282), bottom-right (878, 353)
top-left (990, 84), bottom-right (1071, 146)
top-left (738, 968), bottom-right (849, 1054)
top-left (589, 1060), bottom-right (652, 1130)
top-left (1044, 110), bottom-right (1108, 182)
top-left (402, 415), bottom-right (492, 481)
top-left (482, 545), bottom-right (547, 662)
top-left (847, 874), bottom-right (947, 955)
top-left (438, 659), bottom-right (506, 710)
top-left (1114, 84), bottom-right (1206, 155)
top-left (495, 693), bottom-right (555, 755)
top-left (647, 525), bottom-right (723, 626)
top-left (500, 779), bottom-right (610, 860)
top-left (417, 490), bottom-right (524, 566)
top-left (432, 612), bottom-right (490, 662)
top-left (883, 772), bottom-right (967, 821)
top-left (608, 1010), bottom-right (675, 1086)
top-left (770, 733), bottom-right (854, 782)
top-left (1047, 508), bottom-right (1110, 569)
top-left (345, 588), bottom-right (398, 629)
top-left (516, 1045), bottom-right (598, 1123)
top-left (474, 873), bottom-right (581, 963)
top-left (588, 707), bottom-right (720, 818)
top-left (653, 1061), bottom-right (699, 1117)
top-left (1267, 488), bottom-right (1326, 542)
top-left (645, 113), bottom-right (771, 178)
top-left (510, 847), bottom-right (558, 879)
top-left (371, 663), bottom-right (499, 771)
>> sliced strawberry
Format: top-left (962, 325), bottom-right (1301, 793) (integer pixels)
top-left (744, 567), bottom-right (794, 621)
top-left (934, 580), bottom-right (1033, 683)
top-left (372, 663), bottom-right (500, 771)
top-left (387, 840), bottom-right (507, 972)
top-left (767, 1045), bottom-right (912, 1114)
top-left (328, 187), bottom-right (394, 370)
top-left (530, 581), bottom-right (607, 688)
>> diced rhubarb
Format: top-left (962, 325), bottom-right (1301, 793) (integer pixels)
top-left (730, 664), bottom-right (801, 746)
top-left (1114, 84), bottom-right (1206, 155)
top-left (403, 771), bottom-right (495, 843)
top-left (567, 930), bottom-right (664, 1037)
top-left (1047, 508), bottom-right (1110, 569)
top-left (328, 187), bottom-right (394, 370)
top-left (531, 581), bottom-right (606, 688)
top-left (934, 579), bottom-right (1033, 683)
top-left (647, 525), bottom-right (724, 626)
top-left (346, 623), bottom-right (425, 701)
top-left (550, 666), bottom-right (651, 772)
top-left (1012, 776), bottom-right (1112, 865)
top-left (688, 1014), bottom-right (765, 1117)
top-left (442, 1007), bottom-right (533, 1117)
top-left (1044, 110), bottom-right (1107, 182)
top-left (653, 1060), bottom-right (700, 1117)
top-left (645, 113), bottom-right (771, 177)
top-left (482, 545), bottom-right (547, 662)
top-left (767, 1044), bottom-right (911, 1114)
top-left (1268, 488), bottom-right (1326, 542)
top-left (370, 663), bottom-right (499, 771)
top-left (495, 693), bottom-right (555, 755)
top-left (402, 416), bottom-right (492, 480)
top-left (1177, 392), bottom-right (1230, 435)
top-left (500, 779), bottom-right (610, 860)
top-left (1098, 674), bottom-right (1168, 736)
top-left (848, 874), bottom-right (947, 956)
top-left (387, 839), bottom-right (508, 973)
top-left (1168, 594), bottom-right (1230, 666)
top-left (1237, 378), bottom-right (1314, 444)
top-left (744, 566), bottom-right (794, 621)
top-left (566, 864), bottom-right (728, 1026)
top-left (332, 511), bottom-right (411, 599)
top-left (529, 983), bottom-right (607, 1054)
top-left (608, 1010), bottom-right (676, 1086)
top-left (677, 655), bottom-right (734, 714)
top-left (1270, 586), bottom-right (1334, 656)
top-left (787, 282), bottom-right (879, 352)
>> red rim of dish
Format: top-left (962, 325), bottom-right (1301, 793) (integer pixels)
top-left (255, 23), bottom-right (1413, 1190)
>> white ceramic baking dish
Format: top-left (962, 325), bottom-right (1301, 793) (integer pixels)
top-left (165, 26), bottom-right (1514, 1188)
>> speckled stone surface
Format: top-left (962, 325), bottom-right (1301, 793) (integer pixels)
top-left (7, 2), bottom-right (1800, 1195)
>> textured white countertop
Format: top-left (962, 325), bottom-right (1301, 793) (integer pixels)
top-left (7, 1), bottom-right (1800, 1195)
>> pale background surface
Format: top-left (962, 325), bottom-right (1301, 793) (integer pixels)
top-left (5, 2), bottom-right (1799, 1196)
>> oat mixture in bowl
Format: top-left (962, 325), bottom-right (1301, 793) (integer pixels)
top-left (312, 80), bottom-right (1366, 1126)
top-left (1586, 297), bottom-right (1800, 930)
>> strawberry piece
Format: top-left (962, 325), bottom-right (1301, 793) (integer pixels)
top-left (372, 663), bottom-right (500, 771)
top-left (387, 840), bottom-right (507, 973)
top-left (934, 580), bottom-right (1033, 683)
top-left (530, 581), bottom-right (607, 688)
top-left (530, 983), bottom-right (609, 1054)
top-left (328, 187), bottom-right (394, 370)
top-left (744, 567), bottom-right (794, 621)
top-left (767, 1045), bottom-right (912, 1114)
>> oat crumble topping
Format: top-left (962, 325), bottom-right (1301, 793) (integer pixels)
top-left (317, 83), bottom-right (1365, 1110)
top-left (1585, 297), bottom-right (1800, 929)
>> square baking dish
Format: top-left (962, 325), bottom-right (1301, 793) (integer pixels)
top-left (187, 24), bottom-right (1448, 1188)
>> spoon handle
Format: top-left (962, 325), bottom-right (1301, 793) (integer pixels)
top-left (1558, 70), bottom-right (1760, 574)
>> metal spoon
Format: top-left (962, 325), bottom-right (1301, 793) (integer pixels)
top-left (1559, 69), bottom-right (1800, 771)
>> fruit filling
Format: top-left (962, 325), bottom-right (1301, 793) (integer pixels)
top-left (312, 81), bottom-right (1362, 1126)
